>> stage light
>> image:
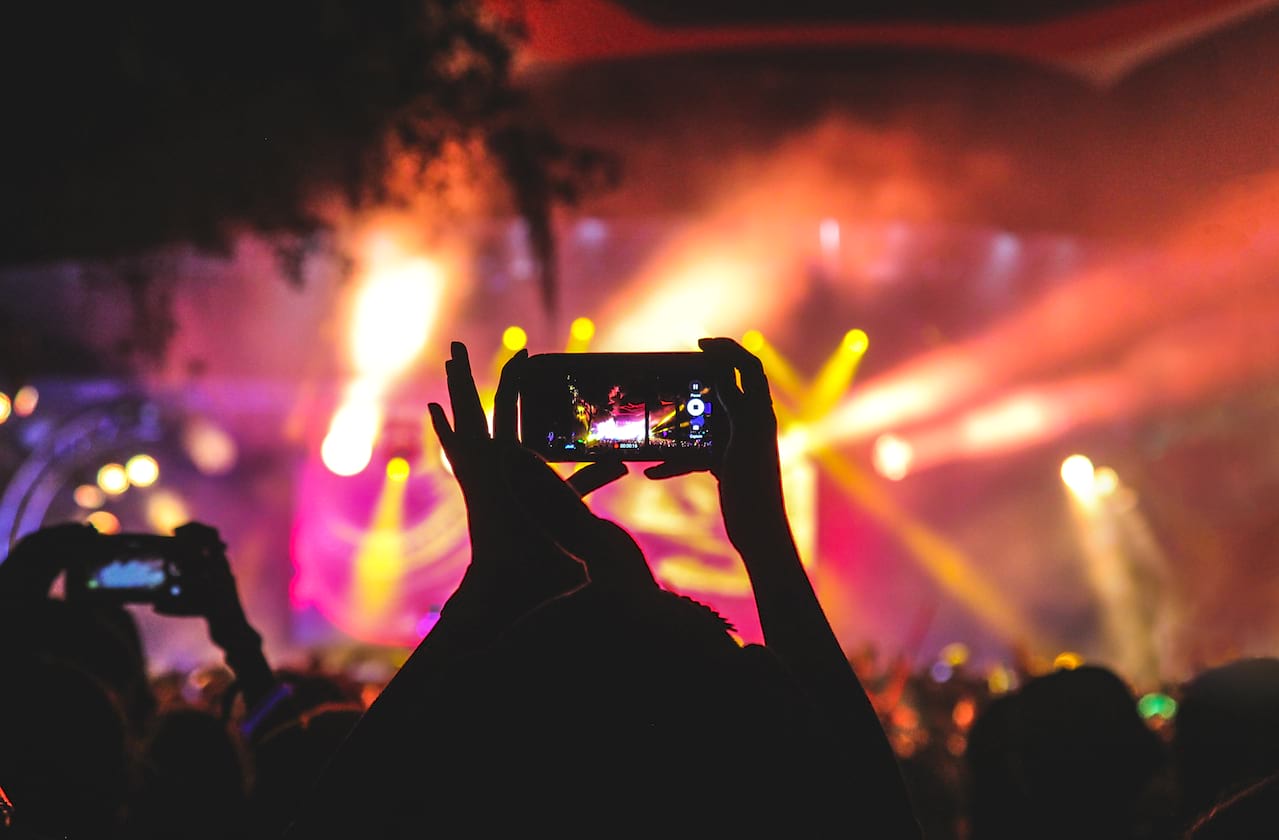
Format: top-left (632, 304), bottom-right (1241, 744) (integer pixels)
top-left (125, 454), bottom-right (159, 488)
top-left (570, 317), bottom-right (595, 343)
top-left (940, 642), bottom-right (970, 667)
top-left (566, 317), bottom-right (595, 352)
top-left (502, 325), bottom-right (527, 352)
top-left (386, 457), bottom-right (411, 481)
top-left (802, 331), bottom-right (871, 421)
top-left (1053, 651), bottom-right (1084, 671)
top-left (183, 418), bottom-right (237, 476)
top-left (1060, 454), bottom-right (1096, 499)
top-left (873, 434), bottom-right (914, 481)
top-left (350, 258), bottom-right (441, 380)
top-left (85, 510), bottom-right (120, 535)
top-left (354, 452), bottom-right (412, 621)
top-left (74, 484), bottom-right (105, 510)
top-left (930, 661), bottom-right (954, 683)
top-left (987, 664), bottom-right (1015, 695)
top-left (321, 401), bottom-right (382, 477)
top-left (1094, 466), bottom-right (1119, 497)
top-left (843, 328), bottom-right (869, 355)
top-left (741, 330), bottom-right (765, 354)
top-left (952, 698), bottom-right (976, 729)
top-left (0, 393), bottom-right (9, 424)
top-left (146, 489), bottom-right (191, 534)
top-left (819, 218), bottom-right (840, 253)
top-left (1137, 692), bottom-right (1177, 720)
top-left (12, 386), bottom-right (37, 417)
top-left (97, 463), bottom-right (129, 495)
top-left (778, 426), bottom-right (811, 463)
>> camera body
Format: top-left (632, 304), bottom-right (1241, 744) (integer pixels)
top-left (64, 533), bottom-right (187, 606)
top-left (518, 351), bottom-right (729, 465)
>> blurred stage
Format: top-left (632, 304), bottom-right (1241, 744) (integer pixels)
top-left (2, 207), bottom-right (1277, 689)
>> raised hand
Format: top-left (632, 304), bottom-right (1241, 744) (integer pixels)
top-left (427, 342), bottom-right (588, 630)
top-left (0, 522), bottom-right (98, 601)
top-left (649, 336), bottom-right (921, 837)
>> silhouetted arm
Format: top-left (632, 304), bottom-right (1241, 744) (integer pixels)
top-left (655, 337), bottom-right (921, 837)
top-left (285, 343), bottom-right (617, 837)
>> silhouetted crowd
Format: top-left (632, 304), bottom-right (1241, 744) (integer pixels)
top-left (2, 341), bottom-right (1276, 838)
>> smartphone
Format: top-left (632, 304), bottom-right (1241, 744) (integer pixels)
top-left (64, 533), bottom-right (184, 604)
top-left (518, 352), bottom-right (728, 464)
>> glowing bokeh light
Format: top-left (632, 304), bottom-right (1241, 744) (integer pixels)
top-left (146, 489), bottom-right (191, 534)
top-left (1060, 454), bottom-right (1096, 500)
top-left (12, 386), bottom-right (37, 417)
top-left (183, 418), bottom-right (238, 475)
top-left (125, 454), bottom-right (160, 488)
top-left (819, 218), bottom-right (840, 253)
top-left (502, 325), bottom-right (528, 352)
top-left (843, 328), bottom-right (869, 354)
top-left (350, 258), bottom-right (440, 379)
top-left (988, 664), bottom-right (1015, 694)
top-left (873, 434), bottom-right (914, 481)
top-left (0, 393), bottom-right (9, 424)
top-left (321, 401), bottom-right (382, 477)
top-left (952, 698), bottom-right (977, 729)
top-left (570, 317), bottom-right (595, 343)
top-left (86, 510), bottom-right (121, 534)
top-left (741, 330), bottom-right (765, 354)
top-left (1137, 692), bottom-right (1178, 720)
top-left (940, 642), bottom-right (970, 667)
top-left (97, 463), bottom-right (129, 496)
top-left (386, 457), bottom-right (411, 481)
top-left (1053, 651), bottom-right (1084, 670)
top-left (73, 484), bottom-right (105, 510)
top-left (1094, 466), bottom-right (1120, 497)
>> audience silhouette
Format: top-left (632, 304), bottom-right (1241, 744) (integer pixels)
top-left (0, 338), bottom-right (1275, 838)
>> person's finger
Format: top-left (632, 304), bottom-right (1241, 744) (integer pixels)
top-left (500, 448), bottom-right (656, 592)
top-left (446, 342), bottom-right (488, 440)
top-left (492, 349), bottom-right (527, 443)
top-left (427, 402), bottom-right (457, 455)
top-left (699, 337), bottom-right (771, 403)
top-left (642, 462), bottom-right (704, 480)
top-left (566, 461), bottom-right (628, 497)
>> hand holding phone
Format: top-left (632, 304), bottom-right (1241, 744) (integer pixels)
top-left (518, 351), bottom-right (731, 466)
top-left (64, 533), bottom-right (187, 608)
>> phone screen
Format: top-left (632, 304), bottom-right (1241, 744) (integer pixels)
top-left (67, 534), bottom-right (181, 604)
top-left (84, 556), bottom-right (168, 592)
top-left (519, 352), bottom-right (725, 463)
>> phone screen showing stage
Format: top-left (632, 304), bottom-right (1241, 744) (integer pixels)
top-left (520, 354), bottom-right (722, 463)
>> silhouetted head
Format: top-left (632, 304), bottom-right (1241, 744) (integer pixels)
top-left (967, 665), bottom-right (1165, 839)
top-left (0, 598), bottom-right (154, 731)
top-left (0, 653), bottom-right (131, 838)
top-left (361, 584), bottom-right (846, 833)
top-left (1175, 657), bottom-right (1279, 823)
top-left (129, 707), bottom-right (249, 840)
top-left (251, 703), bottom-right (364, 839)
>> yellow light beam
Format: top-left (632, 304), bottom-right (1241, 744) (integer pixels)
top-left (353, 462), bottom-right (409, 624)
top-left (814, 446), bottom-right (1041, 649)
top-left (749, 335), bottom-right (807, 406)
top-left (803, 330), bottom-right (869, 421)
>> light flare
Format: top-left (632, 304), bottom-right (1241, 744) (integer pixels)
top-left (350, 258), bottom-right (441, 380)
